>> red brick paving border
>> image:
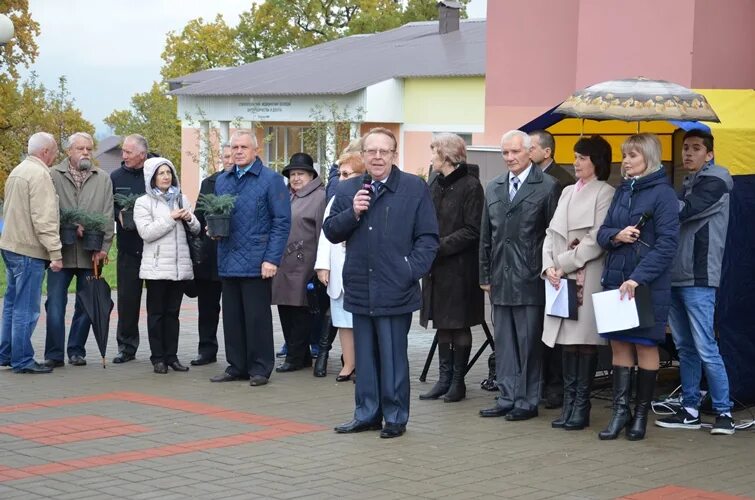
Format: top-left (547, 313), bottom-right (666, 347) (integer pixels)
top-left (618, 485), bottom-right (749, 499)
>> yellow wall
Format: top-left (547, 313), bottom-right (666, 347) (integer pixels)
top-left (404, 77), bottom-right (485, 126)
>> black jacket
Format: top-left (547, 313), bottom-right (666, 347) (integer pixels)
top-left (480, 165), bottom-right (559, 306)
top-left (193, 171), bottom-right (221, 281)
top-left (543, 162), bottom-right (575, 192)
top-left (111, 161), bottom-right (147, 256)
top-left (420, 164), bottom-right (485, 329)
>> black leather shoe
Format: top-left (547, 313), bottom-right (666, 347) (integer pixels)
top-left (113, 352), bottom-right (135, 364)
top-left (168, 360), bottom-right (189, 372)
top-left (336, 369), bottom-right (355, 382)
top-left (276, 362), bottom-right (303, 373)
top-left (153, 362), bottom-right (168, 374)
top-left (479, 406), bottom-right (512, 418)
top-left (249, 375), bottom-right (269, 386)
top-left (43, 359), bottom-right (65, 368)
top-left (334, 419), bottom-right (382, 433)
top-left (190, 355), bottom-right (217, 366)
top-left (380, 423), bottom-right (406, 439)
top-left (210, 372), bottom-right (247, 383)
top-left (505, 408), bottom-right (539, 421)
top-left (68, 355), bottom-right (87, 366)
top-left (16, 361), bottom-right (53, 374)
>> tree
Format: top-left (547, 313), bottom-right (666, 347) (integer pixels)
top-left (0, 0), bottom-right (40, 79)
top-left (104, 82), bottom-right (181, 168)
top-left (160, 14), bottom-right (240, 81)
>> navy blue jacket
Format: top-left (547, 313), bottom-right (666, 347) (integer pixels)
top-left (111, 162), bottom-right (147, 257)
top-left (215, 158), bottom-right (291, 278)
top-left (323, 166), bottom-right (439, 316)
top-left (597, 168), bottom-right (680, 342)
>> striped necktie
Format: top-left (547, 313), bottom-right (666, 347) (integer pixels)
top-left (510, 176), bottom-right (519, 200)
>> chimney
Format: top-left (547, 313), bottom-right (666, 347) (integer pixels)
top-left (438, 0), bottom-right (461, 35)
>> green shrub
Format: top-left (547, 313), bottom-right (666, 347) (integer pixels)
top-left (60, 207), bottom-right (85, 226)
top-left (196, 194), bottom-right (237, 216)
top-left (113, 193), bottom-right (140, 211)
top-left (79, 212), bottom-right (109, 232)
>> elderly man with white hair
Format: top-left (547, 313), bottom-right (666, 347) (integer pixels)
top-left (43, 132), bottom-right (114, 368)
top-left (478, 130), bottom-right (560, 421)
top-left (0, 132), bottom-right (63, 374)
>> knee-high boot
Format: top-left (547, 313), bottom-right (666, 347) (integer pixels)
top-left (598, 366), bottom-right (633, 440)
top-left (626, 368), bottom-right (657, 441)
top-left (444, 345), bottom-right (471, 402)
top-left (552, 350), bottom-right (578, 428)
top-left (313, 314), bottom-right (338, 377)
top-left (419, 343), bottom-right (453, 400)
top-left (564, 352), bottom-right (597, 430)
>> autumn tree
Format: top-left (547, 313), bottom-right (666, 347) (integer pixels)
top-left (104, 82), bottom-right (181, 168)
top-left (0, 0), bottom-right (40, 79)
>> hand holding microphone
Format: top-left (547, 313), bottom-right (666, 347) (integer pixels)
top-left (614, 212), bottom-right (652, 245)
top-left (353, 173), bottom-right (373, 218)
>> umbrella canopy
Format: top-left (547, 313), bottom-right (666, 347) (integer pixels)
top-left (78, 261), bottom-right (114, 368)
top-left (554, 77), bottom-right (720, 123)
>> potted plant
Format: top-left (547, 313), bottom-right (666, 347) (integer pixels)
top-left (59, 207), bottom-right (84, 245)
top-left (113, 192), bottom-right (140, 230)
top-left (196, 194), bottom-right (236, 238)
top-left (79, 211), bottom-right (109, 251)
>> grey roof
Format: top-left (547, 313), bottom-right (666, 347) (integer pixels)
top-left (169, 19), bottom-right (485, 97)
top-left (94, 135), bottom-right (122, 157)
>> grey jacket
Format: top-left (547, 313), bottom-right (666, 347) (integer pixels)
top-left (671, 163), bottom-right (733, 288)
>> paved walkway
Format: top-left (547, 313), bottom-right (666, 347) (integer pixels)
top-left (0, 293), bottom-right (753, 499)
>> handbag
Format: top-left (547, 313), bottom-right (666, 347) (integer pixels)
top-left (178, 195), bottom-right (204, 266)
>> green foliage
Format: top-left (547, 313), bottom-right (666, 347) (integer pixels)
top-left (196, 194), bottom-right (237, 216)
top-left (0, 0), bottom-right (40, 79)
top-left (104, 82), bottom-right (181, 169)
top-left (113, 193), bottom-right (140, 211)
top-left (59, 207), bottom-right (85, 226)
top-left (78, 211), bottom-right (109, 232)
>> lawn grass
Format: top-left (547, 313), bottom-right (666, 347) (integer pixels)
top-left (0, 237), bottom-right (119, 297)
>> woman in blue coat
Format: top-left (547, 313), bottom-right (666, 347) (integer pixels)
top-left (596, 134), bottom-right (679, 441)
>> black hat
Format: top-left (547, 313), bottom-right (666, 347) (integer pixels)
top-left (282, 152), bottom-right (318, 178)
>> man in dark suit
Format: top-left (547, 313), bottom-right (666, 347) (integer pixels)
top-left (324, 128), bottom-right (439, 438)
top-left (529, 129), bottom-right (575, 409)
top-left (479, 130), bottom-right (559, 421)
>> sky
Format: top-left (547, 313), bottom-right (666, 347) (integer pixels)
top-left (23, 0), bottom-right (488, 136)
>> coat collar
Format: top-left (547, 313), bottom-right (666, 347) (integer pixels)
top-left (437, 163), bottom-right (468, 187)
top-left (549, 180), bottom-right (606, 239)
top-left (292, 176), bottom-right (323, 198)
top-left (494, 163), bottom-right (545, 210)
top-left (53, 157), bottom-right (101, 177)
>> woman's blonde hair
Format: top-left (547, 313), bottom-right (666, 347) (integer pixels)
top-left (430, 132), bottom-right (467, 167)
top-left (337, 151), bottom-right (365, 175)
top-left (621, 133), bottom-right (662, 178)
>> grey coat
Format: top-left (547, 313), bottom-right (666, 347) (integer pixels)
top-left (541, 181), bottom-right (614, 347)
top-left (480, 165), bottom-right (559, 306)
top-left (272, 177), bottom-right (327, 306)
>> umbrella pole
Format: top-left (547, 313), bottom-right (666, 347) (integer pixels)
top-left (637, 122), bottom-right (640, 134)
top-left (581, 118), bottom-right (585, 137)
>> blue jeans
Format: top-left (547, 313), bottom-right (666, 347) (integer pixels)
top-left (0, 250), bottom-right (46, 371)
top-left (668, 286), bottom-right (732, 413)
top-left (44, 268), bottom-right (93, 360)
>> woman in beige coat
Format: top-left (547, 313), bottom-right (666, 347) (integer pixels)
top-left (542, 136), bottom-right (615, 431)
top-left (134, 158), bottom-right (200, 374)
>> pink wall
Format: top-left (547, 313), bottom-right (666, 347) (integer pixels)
top-left (691, 0), bottom-right (755, 88)
top-left (403, 131), bottom-right (433, 176)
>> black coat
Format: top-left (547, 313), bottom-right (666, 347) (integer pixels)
top-left (480, 165), bottom-right (559, 306)
top-left (420, 164), bottom-right (485, 329)
top-left (544, 162), bottom-right (575, 192)
top-left (193, 171), bottom-right (220, 281)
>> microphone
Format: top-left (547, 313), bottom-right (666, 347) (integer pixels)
top-left (634, 212), bottom-right (652, 230)
top-left (361, 173), bottom-right (373, 193)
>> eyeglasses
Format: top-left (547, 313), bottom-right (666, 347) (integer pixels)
top-left (362, 148), bottom-right (395, 158)
top-left (339, 170), bottom-right (354, 178)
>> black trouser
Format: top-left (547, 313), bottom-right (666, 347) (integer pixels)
top-left (222, 278), bottom-right (274, 378)
top-left (543, 344), bottom-right (564, 397)
top-left (145, 280), bottom-right (185, 364)
top-left (196, 278), bottom-right (222, 357)
top-left (116, 252), bottom-right (144, 355)
top-left (278, 305), bottom-right (313, 366)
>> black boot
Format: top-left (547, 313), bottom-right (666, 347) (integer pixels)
top-left (313, 314), bottom-right (338, 377)
top-left (564, 352), bottom-right (597, 430)
top-left (419, 343), bottom-right (453, 400)
top-left (626, 368), bottom-right (657, 441)
top-left (444, 344), bottom-right (471, 402)
top-left (598, 366), bottom-right (633, 440)
top-left (552, 350), bottom-right (578, 428)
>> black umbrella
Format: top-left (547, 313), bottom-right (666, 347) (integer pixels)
top-left (78, 259), bottom-right (114, 368)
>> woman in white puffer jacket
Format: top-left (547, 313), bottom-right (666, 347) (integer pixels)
top-left (134, 157), bottom-right (200, 374)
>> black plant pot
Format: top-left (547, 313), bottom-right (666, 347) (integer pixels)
top-left (82, 230), bottom-right (105, 251)
top-left (60, 224), bottom-right (78, 245)
top-left (206, 214), bottom-right (231, 238)
top-left (121, 209), bottom-right (136, 231)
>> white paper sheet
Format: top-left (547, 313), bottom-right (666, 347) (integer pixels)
top-left (592, 289), bottom-right (641, 334)
top-left (545, 279), bottom-right (569, 318)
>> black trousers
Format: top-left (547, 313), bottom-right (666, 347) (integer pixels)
top-left (145, 280), bottom-right (185, 364)
top-left (116, 252), bottom-right (144, 355)
top-left (222, 278), bottom-right (274, 378)
top-left (542, 344), bottom-right (564, 397)
top-left (196, 278), bottom-right (222, 357)
top-left (278, 305), bottom-right (313, 366)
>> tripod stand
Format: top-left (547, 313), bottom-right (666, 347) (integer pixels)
top-left (419, 320), bottom-right (495, 381)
